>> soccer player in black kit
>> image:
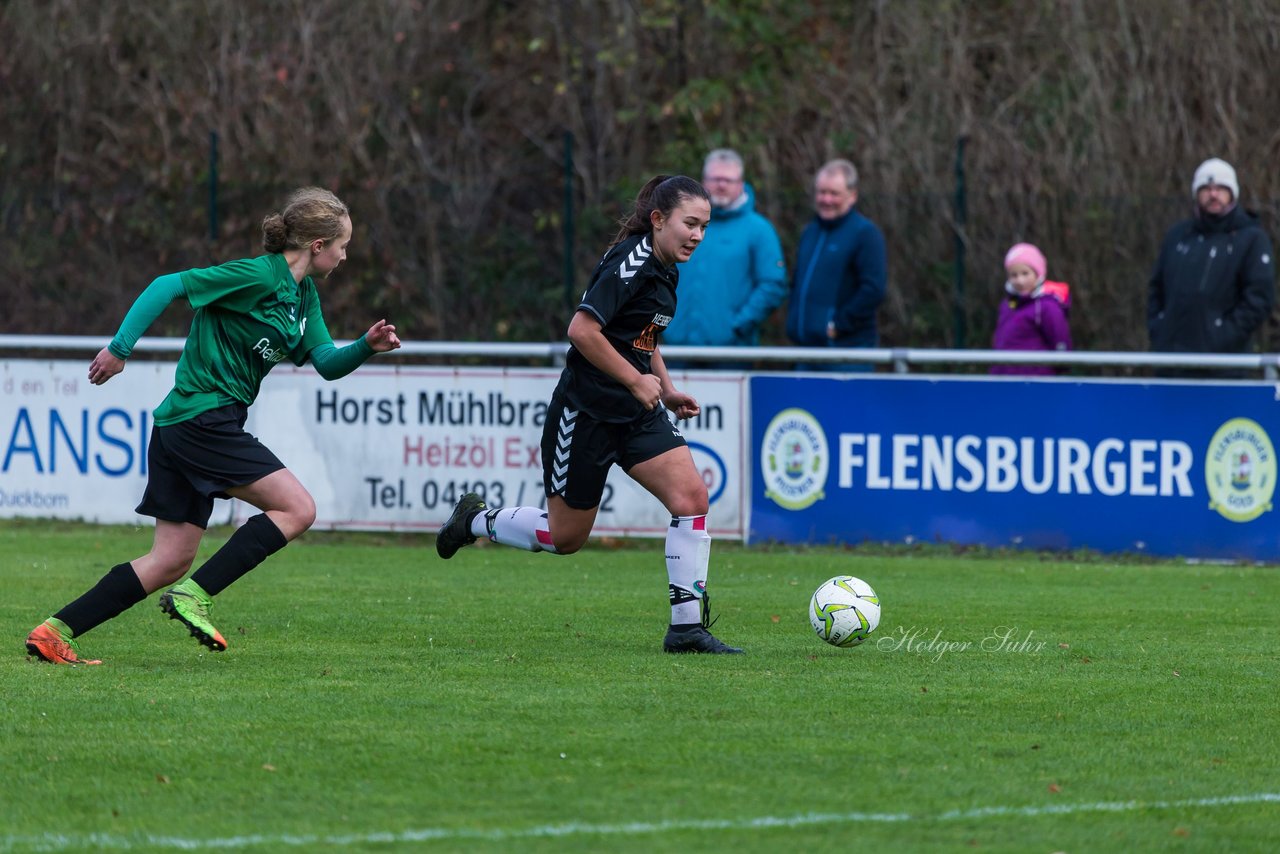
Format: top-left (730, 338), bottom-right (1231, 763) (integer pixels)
top-left (437, 175), bottom-right (742, 654)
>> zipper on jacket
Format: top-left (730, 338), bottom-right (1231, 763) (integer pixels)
top-left (1197, 244), bottom-right (1217, 293)
top-left (796, 230), bottom-right (828, 337)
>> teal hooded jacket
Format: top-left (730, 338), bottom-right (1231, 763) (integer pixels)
top-left (663, 184), bottom-right (788, 346)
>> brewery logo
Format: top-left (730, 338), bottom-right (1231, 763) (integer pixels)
top-left (1205, 417), bottom-right (1275, 523)
top-left (762, 408), bottom-right (828, 511)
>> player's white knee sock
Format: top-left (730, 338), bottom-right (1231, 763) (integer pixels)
top-left (667, 515), bottom-right (711, 625)
top-left (471, 507), bottom-right (559, 554)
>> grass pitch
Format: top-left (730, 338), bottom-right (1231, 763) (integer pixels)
top-left (2, 520), bottom-right (1278, 853)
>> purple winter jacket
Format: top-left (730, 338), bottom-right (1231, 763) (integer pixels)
top-left (990, 284), bottom-right (1072, 376)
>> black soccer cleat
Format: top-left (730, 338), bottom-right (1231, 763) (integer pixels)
top-left (663, 625), bottom-right (744, 654)
top-left (436, 492), bottom-right (487, 559)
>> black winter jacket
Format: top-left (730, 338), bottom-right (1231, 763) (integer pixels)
top-left (1147, 205), bottom-right (1275, 353)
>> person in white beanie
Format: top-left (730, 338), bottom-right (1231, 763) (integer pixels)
top-left (1147, 157), bottom-right (1275, 373)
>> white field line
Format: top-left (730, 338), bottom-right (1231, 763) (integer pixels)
top-left (2, 792), bottom-right (1278, 851)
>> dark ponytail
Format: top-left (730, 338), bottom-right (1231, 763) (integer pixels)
top-left (610, 175), bottom-right (709, 247)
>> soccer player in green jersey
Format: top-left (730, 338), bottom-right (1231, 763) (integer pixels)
top-left (26, 187), bottom-right (401, 665)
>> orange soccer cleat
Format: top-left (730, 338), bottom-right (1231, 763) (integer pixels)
top-left (26, 619), bottom-right (103, 665)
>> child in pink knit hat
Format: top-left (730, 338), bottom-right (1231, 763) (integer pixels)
top-left (990, 242), bottom-right (1072, 376)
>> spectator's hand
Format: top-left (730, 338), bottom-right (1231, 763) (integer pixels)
top-left (88, 347), bottom-right (125, 385)
top-left (628, 373), bottom-right (664, 410)
top-left (365, 319), bottom-right (402, 352)
top-left (662, 390), bottom-right (700, 420)
top-left (826, 321), bottom-right (837, 340)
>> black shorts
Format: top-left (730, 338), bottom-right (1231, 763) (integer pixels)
top-left (541, 396), bottom-right (687, 510)
top-left (135, 403), bottom-right (285, 528)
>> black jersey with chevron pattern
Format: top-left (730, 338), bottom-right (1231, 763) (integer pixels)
top-left (556, 233), bottom-right (679, 422)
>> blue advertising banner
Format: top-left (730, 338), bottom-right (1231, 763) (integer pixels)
top-left (750, 375), bottom-right (1279, 560)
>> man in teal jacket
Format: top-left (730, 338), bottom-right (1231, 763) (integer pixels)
top-left (663, 149), bottom-right (788, 364)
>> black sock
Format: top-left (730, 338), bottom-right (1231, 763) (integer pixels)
top-left (189, 513), bottom-right (288, 596)
top-left (54, 563), bottom-right (147, 637)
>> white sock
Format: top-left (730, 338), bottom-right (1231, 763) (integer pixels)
top-left (471, 507), bottom-right (558, 554)
top-left (666, 515), bottom-right (710, 625)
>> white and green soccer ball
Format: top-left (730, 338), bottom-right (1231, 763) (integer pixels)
top-left (809, 575), bottom-right (881, 647)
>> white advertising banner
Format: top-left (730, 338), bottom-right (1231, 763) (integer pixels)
top-left (2, 361), bottom-right (747, 538)
top-left (237, 366), bottom-right (748, 539)
top-left (0, 359), bottom-right (211, 524)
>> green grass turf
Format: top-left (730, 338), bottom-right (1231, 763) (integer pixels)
top-left (2, 520), bottom-right (1278, 853)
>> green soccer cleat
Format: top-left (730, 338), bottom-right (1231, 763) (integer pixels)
top-left (436, 492), bottom-right (487, 559)
top-left (159, 580), bottom-right (228, 652)
top-left (26, 618), bottom-right (103, 665)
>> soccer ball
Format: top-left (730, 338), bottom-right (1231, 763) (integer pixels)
top-left (809, 575), bottom-right (881, 647)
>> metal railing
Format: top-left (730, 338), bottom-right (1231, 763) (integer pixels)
top-left (2, 335), bottom-right (1278, 378)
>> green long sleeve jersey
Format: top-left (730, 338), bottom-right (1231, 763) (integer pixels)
top-left (108, 254), bottom-right (373, 426)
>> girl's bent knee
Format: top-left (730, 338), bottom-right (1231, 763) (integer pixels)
top-left (668, 494), bottom-right (709, 518)
top-left (551, 535), bottom-right (586, 555)
top-left (289, 496), bottom-right (317, 537)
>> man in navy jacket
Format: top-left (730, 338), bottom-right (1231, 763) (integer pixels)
top-left (786, 159), bottom-right (887, 370)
